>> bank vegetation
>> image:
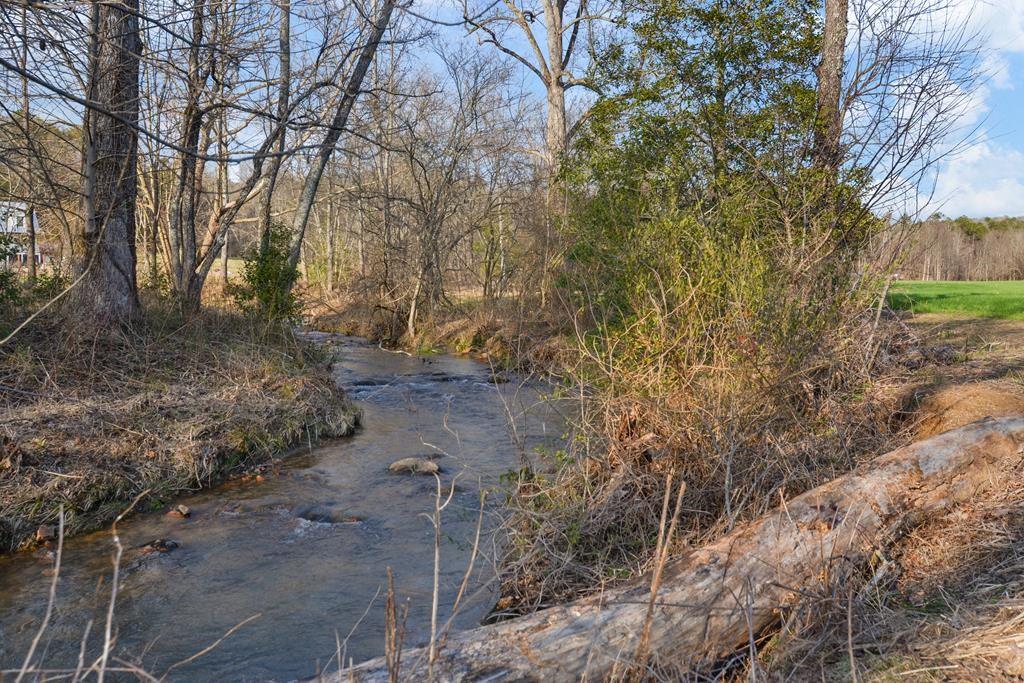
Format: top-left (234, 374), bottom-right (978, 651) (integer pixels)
top-left (0, 0), bottom-right (1014, 677)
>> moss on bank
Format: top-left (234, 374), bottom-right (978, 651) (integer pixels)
top-left (0, 307), bottom-right (360, 552)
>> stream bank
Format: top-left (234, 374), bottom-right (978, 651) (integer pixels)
top-left (0, 335), bottom-right (563, 681)
top-left (0, 313), bottom-right (359, 552)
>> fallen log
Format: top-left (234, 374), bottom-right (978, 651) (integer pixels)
top-left (330, 417), bottom-right (1024, 682)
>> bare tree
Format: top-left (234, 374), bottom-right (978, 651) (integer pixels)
top-left (79, 0), bottom-right (143, 321)
top-left (18, 2), bottom-right (36, 278)
top-left (460, 0), bottom-right (607, 190)
top-left (456, 0), bottom-right (612, 302)
top-left (286, 0), bottom-right (399, 273)
top-left (841, 0), bottom-right (982, 225)
top-left (258, 0), bottom-right (291, 253)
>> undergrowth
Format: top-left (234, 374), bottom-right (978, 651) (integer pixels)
top-left (0, 297), bottom-right (359, 551)
top-left (490, 0), bottom-right (911, 622)
top-left (495, 220), bottom-right (906, 615)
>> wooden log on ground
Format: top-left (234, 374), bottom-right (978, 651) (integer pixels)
top-left (330, 417), bottom-right (1024, 682)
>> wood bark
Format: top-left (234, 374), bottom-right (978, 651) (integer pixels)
top-left (332, 417), bottom-right (1024, 682)
top-left (20, 3), bottom-right (36, 279)
top-left (286, 0), bottom-right (397, 274)
top-left (258, 0), bottom-right (291, 254)
top-left (813, 0), bottom-right (848, 171)
top-left (79, 0), bottom-right (142, 322)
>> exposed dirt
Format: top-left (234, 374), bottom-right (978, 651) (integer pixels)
top-left (899, 314), bottom-right (1024, 439)
top-left (913, 384), bottom-right (1024, 438)
top-left (760, 314), bottom-right (1024, 682)
top-left (882, 316), bottom-right (1024, 680)
top-left (306, 293), bottom-right (569, 369)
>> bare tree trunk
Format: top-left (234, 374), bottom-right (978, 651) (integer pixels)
top-left (326, 162), bottom-right (336, 292)
top-left (25, 207), bottom-right (36, 277)
top-left (217, 97), bottom-right (229, 286)
top-left (540, 0), bottom-right (568, 306)
top-left (286, 0), bottom-right (397, 275)
top-left (541, 78), bottom-right (565, 304)
top-left (20, 3), bottom-right (37, 279)
top-left (337, 418), bottom-right (1024, 682)
top-left (258, 0), bottom-right (291, 254)
top-left (813, 0), bottom-right (848, 171)
top-left (166, 0), bottom-right (207, 299)
top-left (79, 0), bottom-right (142, 322)
top-left (406, 274), bottom-right (421, 339)
top-left (149, 187), bottom-right (158, 283)
top-left (221, 230), bottom-right (229, 284)
top-left (544, 80), bottom-right (566, 186)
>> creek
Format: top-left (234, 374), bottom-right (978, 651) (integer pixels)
top-left (0, 335), bottom-right (564, 681)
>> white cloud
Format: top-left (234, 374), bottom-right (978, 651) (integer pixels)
top-left (956, 0), bottom-right (1024, 53)
top-left (931, 141), bottom-right (1024, 216)
top-left (923, 1), bottom-right (1024, 216)
top-left (984, 52), bottom-right (1013, 90)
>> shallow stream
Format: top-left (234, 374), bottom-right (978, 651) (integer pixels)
top-left (0, 335), bottom-right (563, 681)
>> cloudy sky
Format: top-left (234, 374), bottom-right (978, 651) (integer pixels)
top-left (932, 1), bottom-right (1024, 217)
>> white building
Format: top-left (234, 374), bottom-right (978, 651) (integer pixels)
top-left (0, 201), bottom-right (39, 235)
top-left (0, 201), bottom-right (45, 268)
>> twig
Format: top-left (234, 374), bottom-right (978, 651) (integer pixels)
top-left (162, 613), bottom-right (262, 676)
top-left (634, 476), bottom-right (686, 675)
top-left (97, 489), bottom-right (150, 683)
top-left (15, 506), bottom-right (65, 682)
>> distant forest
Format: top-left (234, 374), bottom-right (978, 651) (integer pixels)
top-left (898, 214), bottom-right (1024, 281)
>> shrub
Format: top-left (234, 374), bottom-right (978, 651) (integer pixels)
top-left (494, 0), bottom-right (897, 614)
top-left (27, 271), bottom-right (69, 304)
top-left (229, 222), bottom-right (301, 321)
top-left (0, 234), bottom-right (22, 320)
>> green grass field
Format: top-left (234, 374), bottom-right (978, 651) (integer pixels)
top-left (888, 280), bottom-right (1024, 320)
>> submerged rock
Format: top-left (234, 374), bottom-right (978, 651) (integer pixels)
top-left (293, 504), bottom-right (363, 525)
top-left (388, 457), bottom-right (440, 475)
top-left (35, 525), bottom-right (56, 543)
top-left (140, 539), bottom-right (179, 554)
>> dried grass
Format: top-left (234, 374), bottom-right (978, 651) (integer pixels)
top-left (0, 300), bottom-right (359, 551)
top-left (754, 454), bottom-right (1024, 682)
top-left (493, 276), bottom-right (917, 616)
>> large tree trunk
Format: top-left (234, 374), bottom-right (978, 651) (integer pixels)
top-left (539, 0), bottom-right (567, 306)
top-left (286, 0), bottom-right (397, 274)
top-left (813, 0), bottom-right (848, 171)
top-left (544, 80), bottom-right (566, 184)
top-left (79, 0), bottom-right (142, 322)
top-left (334, 417), bottom-right (1024, 682)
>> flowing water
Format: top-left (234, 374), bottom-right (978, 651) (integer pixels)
top-left (0, 335), bottom-right (564, 681)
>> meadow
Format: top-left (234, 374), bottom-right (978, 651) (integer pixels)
top-left (888, 280), bottom-right (1024, 319)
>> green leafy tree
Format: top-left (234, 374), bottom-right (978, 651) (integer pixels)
top-left (563, 0), bottom-right (833, 320)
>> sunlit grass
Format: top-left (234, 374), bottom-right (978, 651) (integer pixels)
top-left (888, 280), bottom-right (1024, 320)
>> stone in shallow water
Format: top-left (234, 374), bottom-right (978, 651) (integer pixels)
top-left (293, 504), bottom-right (362, 524)
top-left (166, 504), bottom-right (191, 519)
top-left (387, 457), bottom-right (440, 475)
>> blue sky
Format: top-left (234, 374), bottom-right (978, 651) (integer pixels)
top-left (412, 0), bottom-right (1021, 217)
top-left (930, 1), bottom-right (1024, 217)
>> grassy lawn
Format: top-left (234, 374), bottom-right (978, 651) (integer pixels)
top-left (888, 280), bottom-right (1024, 320)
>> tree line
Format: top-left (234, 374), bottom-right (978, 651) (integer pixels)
top-left (0, 0), bottom-right (981, 334)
